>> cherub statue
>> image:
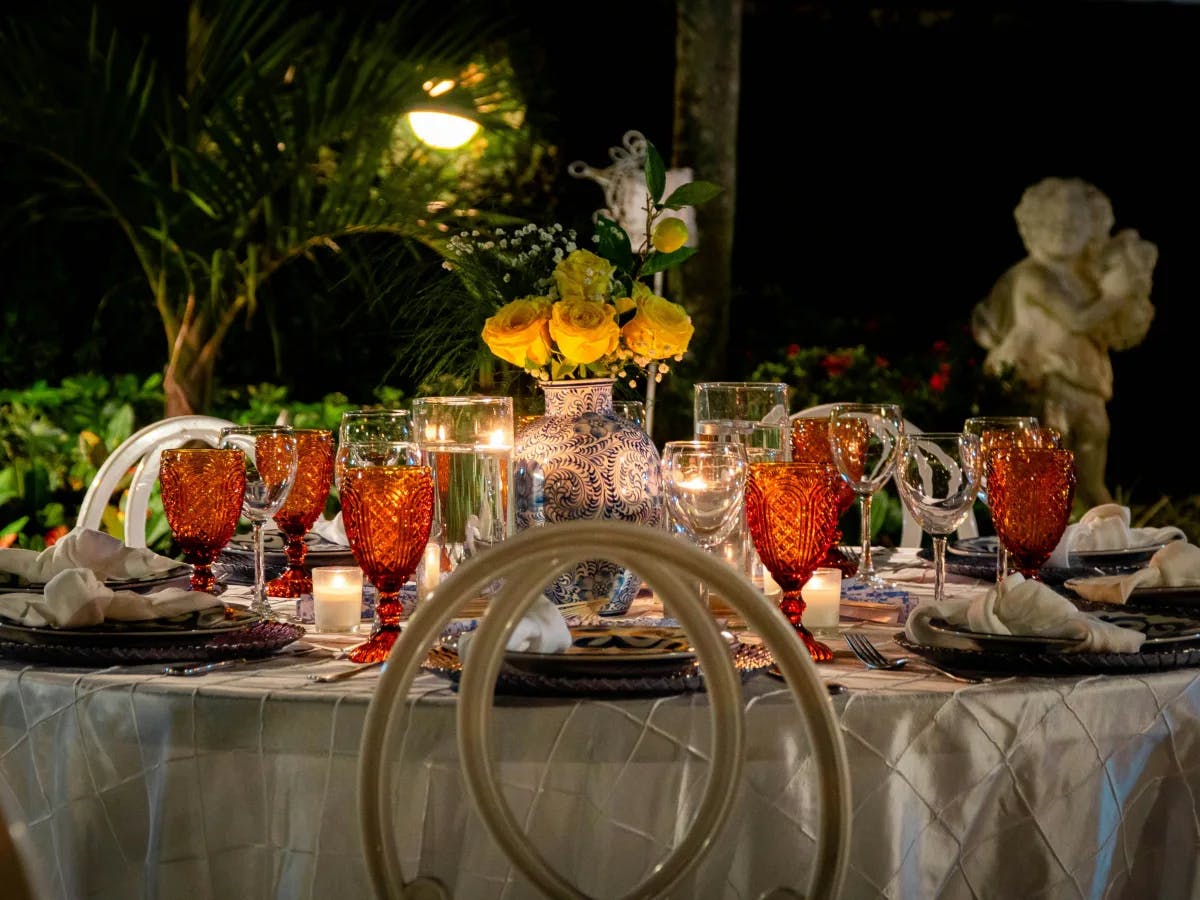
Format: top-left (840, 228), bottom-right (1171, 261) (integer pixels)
top-left (971, 177), bottom-right (1157, 508)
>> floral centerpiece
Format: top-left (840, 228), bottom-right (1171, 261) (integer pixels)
top-left (443, 138), bottom-right (720, 614)
top-left (448, 139), bottom-right (720, 387)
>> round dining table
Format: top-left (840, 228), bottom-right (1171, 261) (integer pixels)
top-left (1, 549), bottom-right (1198, 899)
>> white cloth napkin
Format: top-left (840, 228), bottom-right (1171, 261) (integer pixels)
top-left (458, 595), bottom-right (572, 659)
top-left (1046, 504), bottom-right (1185, 568)
top-left (1068, 540), bottom-right (1200, 605)
top-left (0, 527), bottom-right (181, 584)
top-left (905, 572), bottom-right (1145, 653)
top-left (311, 512), bottom-right (348, 546)
top-left (0, 568), bottom-right (218, 628)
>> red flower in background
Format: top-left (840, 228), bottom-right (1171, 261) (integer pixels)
top-left (874, 355), bottom-right (890, 369)
top-left (929, 362), bottom-right (952, 393)
top-left (931, 339), bottom-right (950, 356)
top-left (820, 352), bottom-right (854, 378)
top-left (44, 525), bottom-right (69, 546)
top-left (786, 343), bottom-right (801, 358)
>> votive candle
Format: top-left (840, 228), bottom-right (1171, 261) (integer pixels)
top-left (312, 566), bottom-right (364, 632)
top-left (801, 567), bottom-right (842, 637)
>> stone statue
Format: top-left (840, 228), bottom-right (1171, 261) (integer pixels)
top-left (971, 177), bottom-right (1157, 508)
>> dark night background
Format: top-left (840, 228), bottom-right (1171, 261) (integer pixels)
top-left (4, 0), bottom-right (1199, 498)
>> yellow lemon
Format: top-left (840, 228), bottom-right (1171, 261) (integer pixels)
top-left (651, 217), bottom-right (689, 254)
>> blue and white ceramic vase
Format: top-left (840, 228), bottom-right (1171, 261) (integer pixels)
top-left (513, 377), bottom-right (663, 615)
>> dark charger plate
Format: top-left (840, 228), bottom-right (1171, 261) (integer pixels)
top-left (922, 535), bottom-right (1174, 585)
top-left (0, 620), bottom-right (304, 666)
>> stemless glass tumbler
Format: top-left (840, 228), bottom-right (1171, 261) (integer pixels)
top-left (694, 381), bottom-right (790, 584)
top-left (412, 397), bottom-right (514, 596)
top-left (158, 448), bottom-right (246, 594)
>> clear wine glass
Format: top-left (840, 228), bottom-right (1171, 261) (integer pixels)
top-left (828, 402), bottom-right (904, 588)
top-left (218, 425), bottom-right (298, 619)
top-left (661, 440), bottom-right (748, 556)
top-left (893, 432), bottom-right (982, 605)
top-left (963, 415), bottom-right (1038, 584)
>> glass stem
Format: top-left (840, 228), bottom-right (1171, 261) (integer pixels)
top-left (995, 544), bottom-right (1008, 587)
top-left (858, 493), bottom-right (874, 580)
top-left (933, 535), bottom-right (947, 605)
top-left (253, 519), bottom-right (267, 615)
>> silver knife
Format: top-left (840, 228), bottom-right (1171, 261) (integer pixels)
top-left (162, 643), bottom-right (318, 676)
top-left (305, 660), bottom-right (384, 682)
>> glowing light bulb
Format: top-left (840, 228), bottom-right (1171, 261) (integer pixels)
top-left (407, 111), bottom-right (480, 149)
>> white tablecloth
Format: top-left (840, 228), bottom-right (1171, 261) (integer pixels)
top-left (2, 552), bottom-right (1199, 899)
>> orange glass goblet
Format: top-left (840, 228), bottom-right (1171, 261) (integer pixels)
top-left (158, 448), bottom-right (246, 594)
top-left (267, 429), bottom-right (335, 597)
top-left (986, 447), bottom-right (1076, 580)
top-left (341, 464), bottom-right (434, 663)
top-left (791, 416), bottom-right (860, 578)
top-left (979, 427), bottom-right (1064, 583)
top-left (745, 461), bottom-right (844, 662)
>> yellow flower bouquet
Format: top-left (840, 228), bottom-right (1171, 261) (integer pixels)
top-left (448, 139), bottom-right (720, 385)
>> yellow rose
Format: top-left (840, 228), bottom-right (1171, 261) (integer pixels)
top-left (553, 249), bottom-right (615, 302)
top-left (621, 282), bottom-right (694, 359)
top-left (481, 297), bottom-right (552, 367)
top-left (613, 293), bottom-right (636, 315)
top-left (549, 298), bottom-right (620, 364)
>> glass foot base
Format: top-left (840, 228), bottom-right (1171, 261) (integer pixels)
top-left (348, 625), bottom-right (400, 664)
top-left (267, 567), bottom-right (312, 597)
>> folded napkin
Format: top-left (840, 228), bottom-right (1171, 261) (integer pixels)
top-left (458, 595), bottom-right (572, 659)
top-left (311, 512), bottom-right (348, 546)
top-left (0, 568), bottom-right (219, 628)
top-left (1069, 540), bottom-right (1200, 605)
top-left (1046, 504), bottom-right (1185, 568)
top-left (0, 527), bottom-right (181, 584)
top-left (905, 572), bottom-right (1145, 653)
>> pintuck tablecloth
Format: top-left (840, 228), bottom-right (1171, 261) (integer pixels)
top-left (2, 551), bottom-right (1199, 899)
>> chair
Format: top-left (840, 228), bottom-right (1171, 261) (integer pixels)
top-left (75, 415), bottom-right (235, 548)
top-left (358, 519), bottom-right (852, 899)
top-left (790, 404), bottom-right (979, 547)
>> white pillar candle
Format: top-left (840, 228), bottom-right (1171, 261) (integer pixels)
top-left (312, 566), bottom-right (364, 633)
top-left (801, 567), bottom-right (842, 637)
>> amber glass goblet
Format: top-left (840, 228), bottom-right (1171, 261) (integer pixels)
top-left (341, 464), bottom-right (434, 663)
top-left (744, 461), bottom-right (844, 662)
top-left (985, 446), bottom-right (1076, 580)
top-left (975, 423), bottom-right (1058, 583)
top-left (267, 429), bottom-right (335, 597)
top-left (791, 416), bottom-right (860, 578)
top-left (158, 448), bottom-right (246, 594)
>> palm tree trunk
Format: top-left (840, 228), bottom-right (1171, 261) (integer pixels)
top-left (670, 0), bottom-right (741, 381)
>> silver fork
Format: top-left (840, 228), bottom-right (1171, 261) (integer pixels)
top-left (843, 632), bottom-right (990, 684)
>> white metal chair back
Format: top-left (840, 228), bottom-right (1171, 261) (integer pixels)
top-left (75, 415), bottom-right (235, 548)
top-left (791, 404), bottom-right (979, 546)
top-left (358, 518), bottom-right (851, 900)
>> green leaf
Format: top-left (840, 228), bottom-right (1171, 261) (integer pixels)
top-left (1, 517), bottom-right (30, 537)
top-left (640, 246), bottom-right (697, 277)
top-left (645, 142), bottom-right (666, 204)
top-left (663, 180), bottom-right (722, 210)
top-left (594, 214), bottom-right (634, 274)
